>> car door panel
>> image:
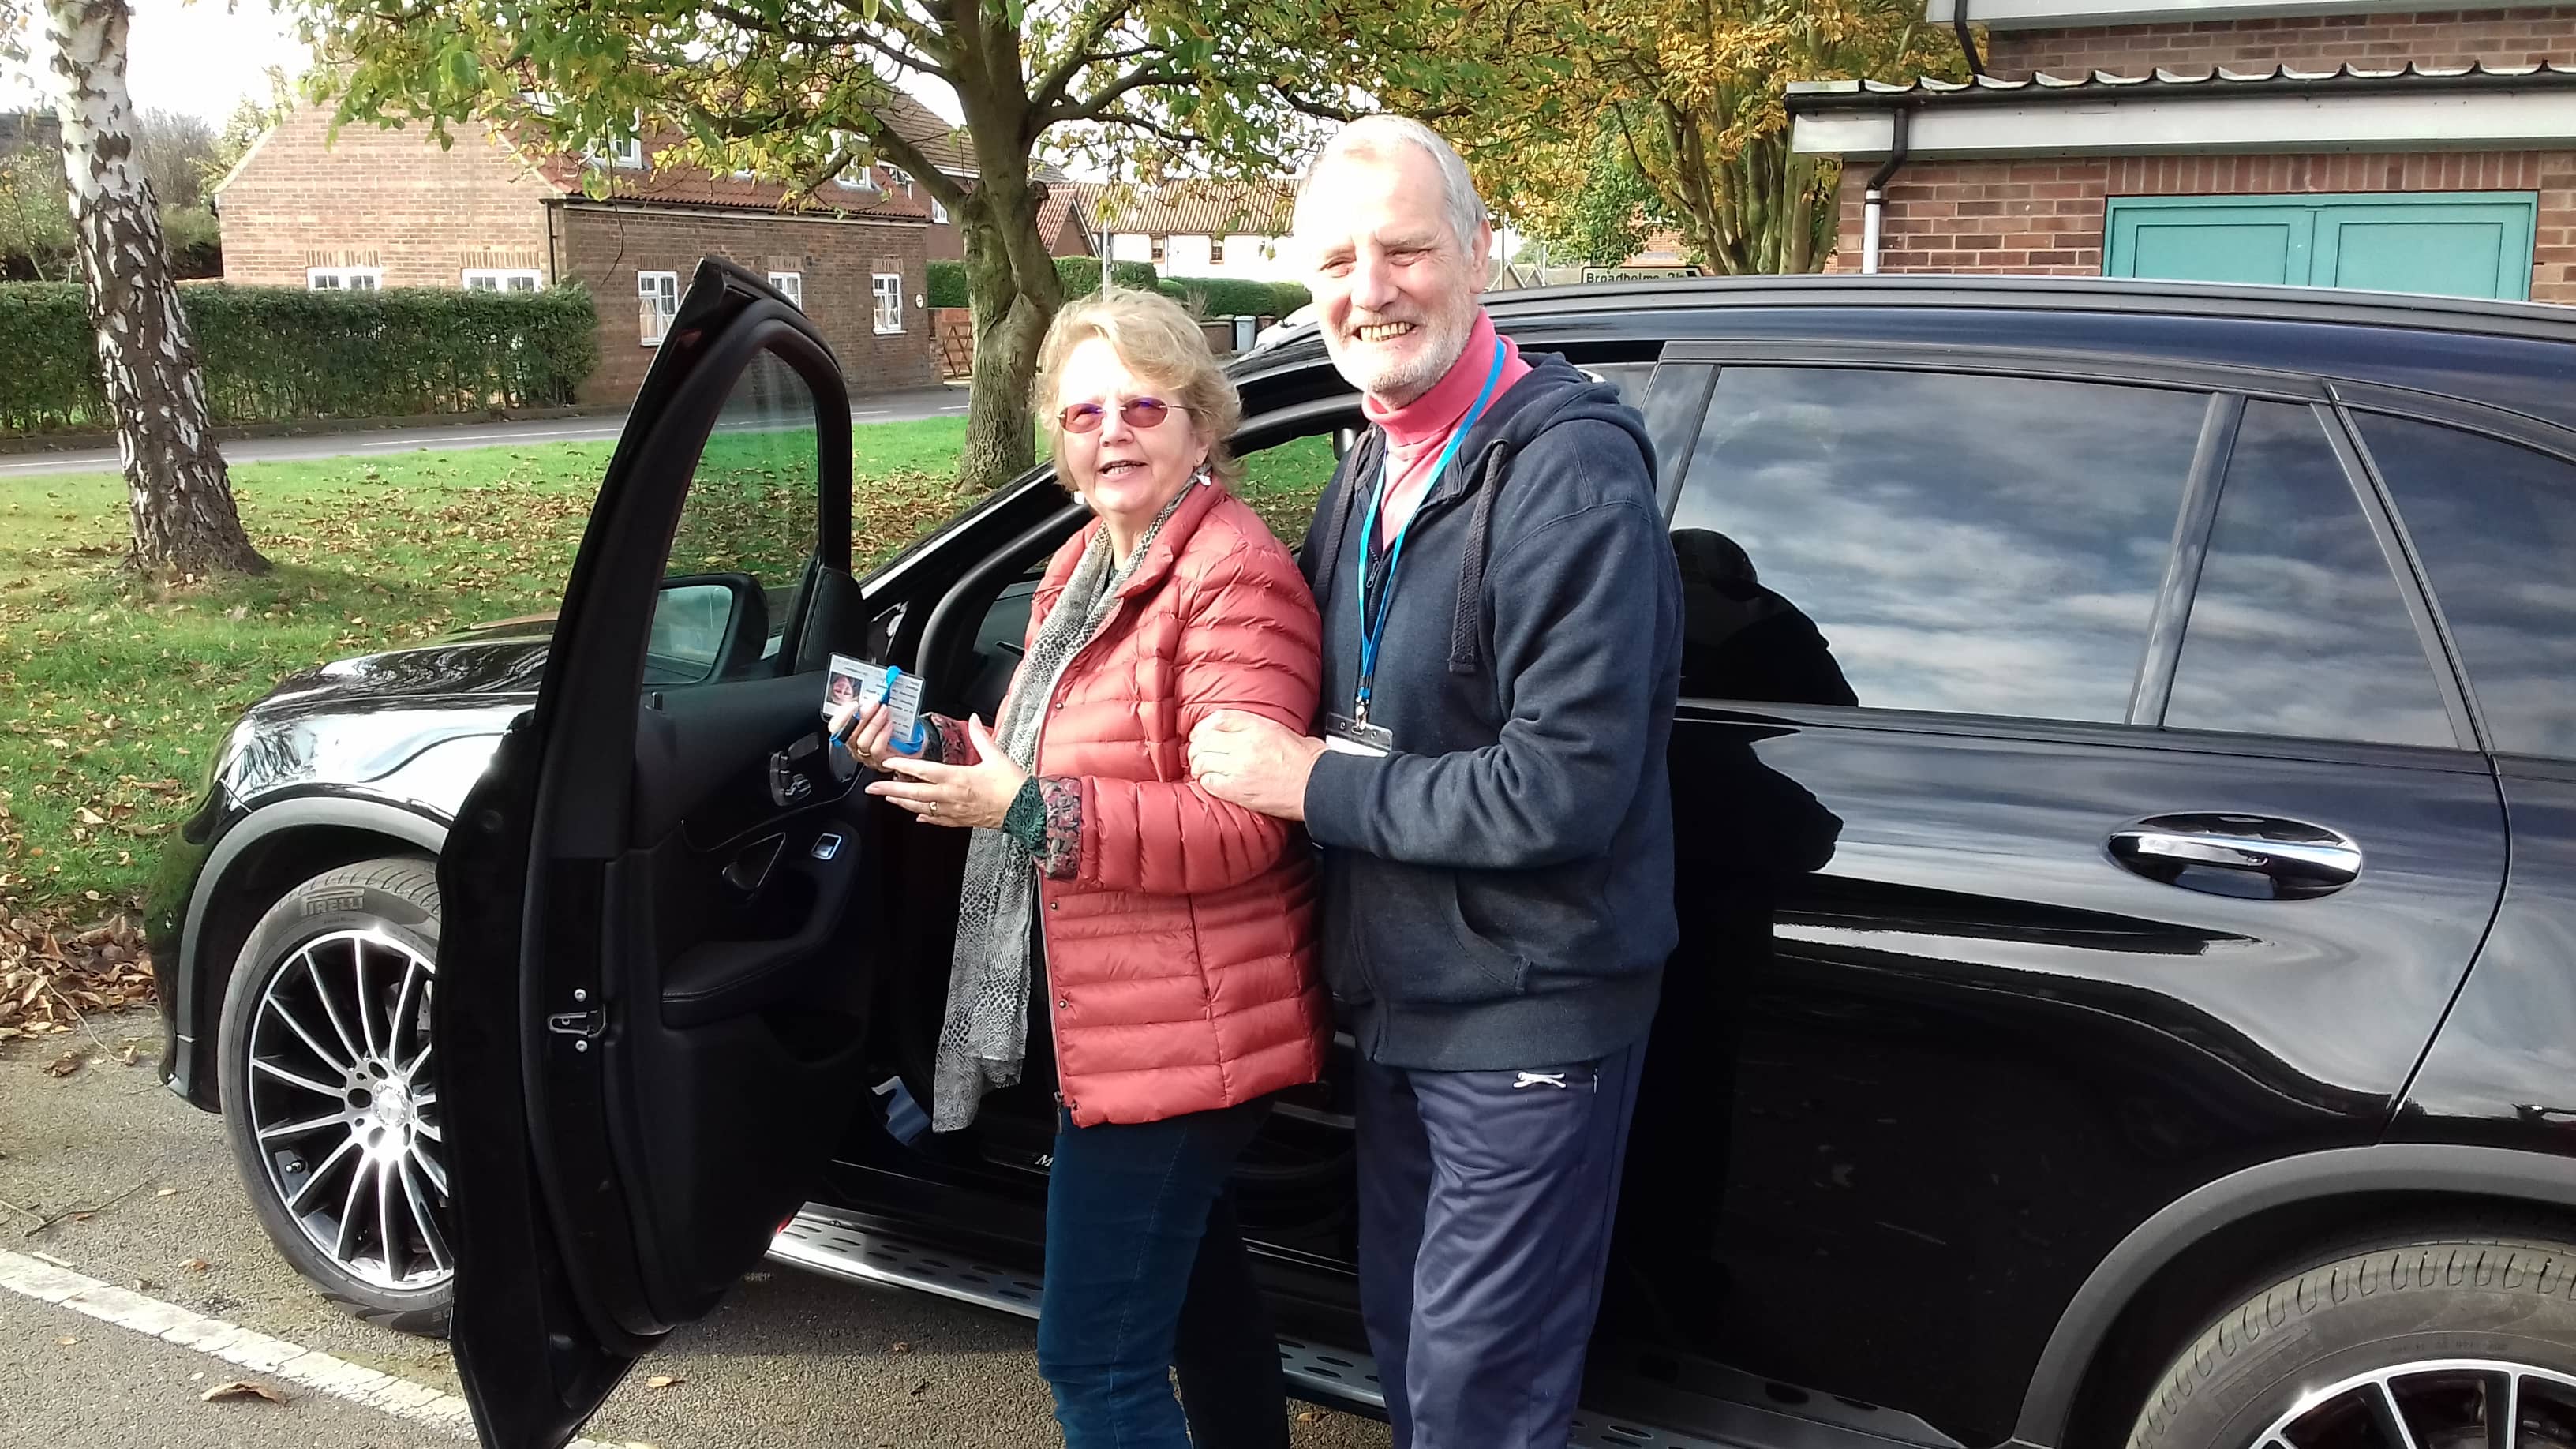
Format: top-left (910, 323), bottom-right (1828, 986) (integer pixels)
top-left (437, 260), bottom-right (873, 1449)
top-left (1627, 356), bottom-right (2510, 1444)
top-left (1649, 713), bottom-right (2505, 1440)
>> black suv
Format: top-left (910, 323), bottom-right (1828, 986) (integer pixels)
top-left (151, 262), bottom-right (2576, 1449)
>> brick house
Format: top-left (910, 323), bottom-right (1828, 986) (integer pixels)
top-left (1788, 2), bottom-right (2576, 303)
top-left (1076, 179), bottom-right (1300, 281)
top-left (212, 102), bottom-right (944, 404)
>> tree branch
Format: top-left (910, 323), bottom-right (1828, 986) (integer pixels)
top-left (1029, 0), bottom-right (1143, 114)
top-left (1043, 58), bottom-right (1197, 125)
top-left (702, 1), bottom-right (952, 77)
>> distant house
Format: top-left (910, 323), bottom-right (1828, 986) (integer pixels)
top-left (1078, 179), bottom-right (1299, 280)
top-left (836, 96), bottom-right (1092, 262)
top-left (0, 110), bottom-right (62, 159)
top-left (212, 101), bottom-right (945, 405)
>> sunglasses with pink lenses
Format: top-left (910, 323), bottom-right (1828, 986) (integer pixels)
top-left (1058, 397), bottom-right (1183, 433)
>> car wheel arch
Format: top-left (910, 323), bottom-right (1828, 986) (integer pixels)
top-left (174, 798), bottom-right (447, 1110)
top-left (2022, 1143), bottom-right (2576, 1449)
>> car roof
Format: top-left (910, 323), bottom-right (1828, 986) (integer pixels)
top-left (1479, 273), bottom-right (2576, 347)
top-left (1232, 273), bottom-right (2576, 435)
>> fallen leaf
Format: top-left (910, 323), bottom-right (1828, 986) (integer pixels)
top-left (155, 1187), bottom-right (175, 1197)
top-left (202, 1380), bottom-right (287, 1405)
top-left (43, 1052), bottom-right (78, 1078)
top-left (56, 1335), bottom-right (76, 1346)
top-left (908, 1379), bottom-right (929, 1398)
top-left (181, 1257), bottom-right (208, 1272)
top-left (890, 1342), bottom-right (910, 1355)
top-left (644, 1374), bottom-right (685, 1390)
top-left (1297, 1409), bottom-right (1328, 1423)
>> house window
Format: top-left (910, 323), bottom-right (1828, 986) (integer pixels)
top-left (638, 270), bottom-right (680, 346)
top-left (1209, 236), bottom-right (1225, 265)
top-left (462, 268), bottom-right (542, 293)
top-left (1149, 236), bottom-right (1166, 264)
top-left (307, 267), bottom-right (383, 291)
top-left (608, 135), bottom-right (644, 169)
top-left (768, 271), bottom-right (803, 310)
top-left (886, 167), bottom-right (914, 196)
top-left (931, 198), bottom-right (949, 225)
top-left (873, 273), bottom-right (904, 334)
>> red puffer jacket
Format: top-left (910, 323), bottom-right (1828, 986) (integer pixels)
top-left (968, 480), bottom-right (1328, 1127)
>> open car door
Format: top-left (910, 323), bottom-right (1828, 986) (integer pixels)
top-left (434, 260), bottom-right (882, 1448)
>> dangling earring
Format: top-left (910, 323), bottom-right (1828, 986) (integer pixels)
top-left (1191, 460), bottom-right (1213, 487)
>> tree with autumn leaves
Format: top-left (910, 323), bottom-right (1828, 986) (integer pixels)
top-left (1413, 0), bottom-right (1963, 276)
top-left (295, 0), bottom-right (1379, 494)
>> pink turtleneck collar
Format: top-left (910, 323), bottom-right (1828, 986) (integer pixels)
top-left (1361, 311), bottom-right (1531, 543)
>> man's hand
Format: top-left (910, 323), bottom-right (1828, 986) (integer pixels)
top-left (1189, 710), bottom-right (1327, 822)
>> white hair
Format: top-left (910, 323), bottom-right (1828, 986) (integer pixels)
top-left (1298, 115), bottom-right (1488, 257)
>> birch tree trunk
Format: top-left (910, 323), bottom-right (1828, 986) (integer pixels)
top-left (41, 0), bottom-right (267, 575)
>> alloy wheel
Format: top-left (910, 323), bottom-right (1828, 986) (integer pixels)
top-left (2256, 1361), bottom-right (2576, 1449)
top-left (242, 928), bottom-right (451, 1293)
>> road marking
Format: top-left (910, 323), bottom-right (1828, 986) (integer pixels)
top-left (0, 1248), bottom-right (627, 1446)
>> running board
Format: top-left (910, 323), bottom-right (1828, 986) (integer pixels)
top-left (769, 1207), bottom-right (1762, 1449)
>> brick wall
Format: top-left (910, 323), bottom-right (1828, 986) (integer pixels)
top-left (557, 204), bottom-right (938, 404)
top-left (1827, 150), bottom-right (2576, 301)
top-left (215, 107), bottom-right (555, 287)
top-left (1988, 6), bottom-right (2576, 77)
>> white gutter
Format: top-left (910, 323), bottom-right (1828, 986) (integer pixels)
top-left (1794, 86), bottom-right (2576, 159)
top-left (1924, 0), bottom-right (2473, 29)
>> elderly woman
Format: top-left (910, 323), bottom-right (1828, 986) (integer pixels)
top-left (833, 287), bottom-right (1327, 1449)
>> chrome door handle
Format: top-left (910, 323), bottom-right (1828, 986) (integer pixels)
top-left (2108, 814), bottom-right (2362, 900)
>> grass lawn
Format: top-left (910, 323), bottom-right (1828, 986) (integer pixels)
top-left (0, 421), bottom-right (1336, 917)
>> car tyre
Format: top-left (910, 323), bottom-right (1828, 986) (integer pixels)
top-left (217, 857), bottom-right (452, 1337)
top-left (2129, 1234), bottom-right (2576, 1449)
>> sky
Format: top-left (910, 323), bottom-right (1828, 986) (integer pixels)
top-left (2, 0), bottom-right (972, 129)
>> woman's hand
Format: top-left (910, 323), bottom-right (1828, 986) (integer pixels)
top-left (867, 716), bottom-right (1026, 829)
top-left (828, 698), bottom-right (905, 770)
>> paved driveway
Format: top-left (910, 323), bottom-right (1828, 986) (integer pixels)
top-left (0, 1033), bottom-right (1392, 1448)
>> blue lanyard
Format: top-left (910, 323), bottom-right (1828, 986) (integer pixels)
top-left (1353, 339), bottom-right (1506, 724)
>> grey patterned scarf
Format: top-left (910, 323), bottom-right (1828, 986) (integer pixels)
top-left (930, 481), bottom-right (1195, 1132)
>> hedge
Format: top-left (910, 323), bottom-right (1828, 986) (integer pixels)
top-left (0, 282), bottom-right (600, 436)
top-left (1157, 276), bottom-right (1312, 318)
top-left (924, 257), bottom-right (1162, 312)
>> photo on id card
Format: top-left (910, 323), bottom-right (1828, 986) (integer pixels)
top-left (824, 653), bottom-right (926, 749)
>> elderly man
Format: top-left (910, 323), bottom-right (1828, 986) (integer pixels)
top-left (1189, 116), bottom-right (1683, 1448)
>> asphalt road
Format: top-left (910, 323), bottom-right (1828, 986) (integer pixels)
top-left (0, 385), bottom-right (972, 478)
top-left (0, 1031), bottom-right (1393, 1449)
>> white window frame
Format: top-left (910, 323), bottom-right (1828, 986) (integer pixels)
top-left (872, 272), bottom-right (904, 334)
top-left (638, 270), bottom-right (680, 346)
top-left (462, 268), bottom-right (544, 293)
top-left (768, 271), bottom-right (803, 310)
top-left (307, 267), bottom-right (383, 291)
top-left (608, 134), bottom-right (644, 169)
top-left (930, 197), bottom-right (949, 224)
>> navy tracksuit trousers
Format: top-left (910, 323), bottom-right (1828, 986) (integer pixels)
top-left (1354, 1043), bottom-right (1646, 1449)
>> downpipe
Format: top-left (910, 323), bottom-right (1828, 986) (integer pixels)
top-left (1860, 109), bottom-right (1912, 276)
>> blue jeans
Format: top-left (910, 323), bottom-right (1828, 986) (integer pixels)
top-left (1036, 1096), bottom-right (1287, 1449)
top-left (1356, 1045), bottom-right (1646, 1449)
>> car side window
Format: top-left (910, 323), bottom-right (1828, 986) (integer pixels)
top-left (2163, 403), bottom-right (2452, 747)
top-left (1670, 366), bottom-right (2205, 723)
top-left (2357, 413), bottom-right (2576, 758)
top-left (648, 350), bottom-right (821, 686)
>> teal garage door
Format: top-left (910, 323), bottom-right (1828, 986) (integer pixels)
top-left (2106, 192), bottom-right (2536, 301)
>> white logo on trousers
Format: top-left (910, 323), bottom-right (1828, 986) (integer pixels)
top-left (1512, 1071), bottom-right (1569, 1090)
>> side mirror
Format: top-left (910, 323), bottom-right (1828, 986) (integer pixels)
top-left (645, 573), bottom-right (769, 686)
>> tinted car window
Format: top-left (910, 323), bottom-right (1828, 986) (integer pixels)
top-left (2166, 402), bottom-right (2451, 747)
top-left (2357, 414), bottom-right (2576, 758)
top-left (1672, 367), bottom-right (2204, 721)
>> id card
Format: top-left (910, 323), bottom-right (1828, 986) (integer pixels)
top-left (1322, 712), bottom-right (1394, 758)
top-left (824, 653), bottom-right (927, 751)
